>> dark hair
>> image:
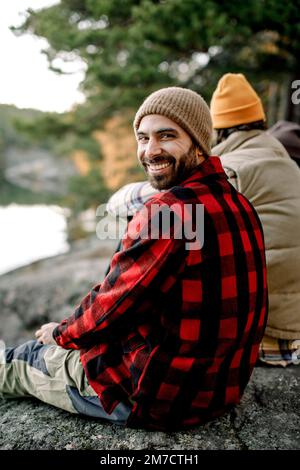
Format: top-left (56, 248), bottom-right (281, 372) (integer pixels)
top-left (215, 120), bottom-right (267, 144)
top-left (191, 139), bottom-right (209, 159)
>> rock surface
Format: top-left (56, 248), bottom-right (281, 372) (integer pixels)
top-left (0, 236), bottom-right (118, 346)
top-left (0, 236), bottom-right (300, 450)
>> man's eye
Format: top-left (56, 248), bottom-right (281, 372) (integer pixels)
top-left (138, 136), bottom-right (148, 142)
top-left (161, 133), bottom-right (174, 139)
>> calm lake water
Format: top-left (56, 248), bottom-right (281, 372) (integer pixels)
top-left (0, 204), bottom-right (70, 275)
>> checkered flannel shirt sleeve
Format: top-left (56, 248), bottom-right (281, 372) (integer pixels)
top-left (53, 195), bottom-right (184, 349)
top-left (106, 181), bottom-right (160, 218)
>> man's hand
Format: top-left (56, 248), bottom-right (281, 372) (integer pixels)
top-left (35, 322), bottom-right (59, 345)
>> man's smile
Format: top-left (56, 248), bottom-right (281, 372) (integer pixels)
top-left (146, 160), bottom-right (173, 175)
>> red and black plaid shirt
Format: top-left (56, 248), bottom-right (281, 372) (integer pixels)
top-left (54, 157), bottom-right (268, 430)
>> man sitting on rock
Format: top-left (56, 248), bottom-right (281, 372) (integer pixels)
top-left (108, 74), bottom-right (300, 368)
top-left (0, 87), bottom-right (268, 431)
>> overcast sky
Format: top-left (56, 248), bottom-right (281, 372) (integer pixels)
top-left (0, 1), bottom-right (86, 113)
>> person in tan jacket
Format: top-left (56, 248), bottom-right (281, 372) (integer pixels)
top-left (107, 74), bottom-right (300, 366)
top-left (210, 74), bottom-right (300, 366)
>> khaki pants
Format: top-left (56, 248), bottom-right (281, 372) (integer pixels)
top-left (0, 340), bottom-right (131, 425)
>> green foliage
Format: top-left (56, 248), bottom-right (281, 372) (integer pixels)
top-left (16, 0), bottom-right (300, 105)
top-left (0, 103), bottom-right (107, 212)
top-left (0, 104), bottom-right (47, 180)
top-left (0, 177), bottom-right (60, 206)
top-left (64, 164), bottom-right (110, 214)
top-left (11, 0), bottom-right (300, 177)
top-left (0, 105), bottom-right (45, 147)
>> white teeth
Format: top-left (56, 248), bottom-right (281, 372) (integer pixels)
top-left (148, 162), bottom-right (171, 170)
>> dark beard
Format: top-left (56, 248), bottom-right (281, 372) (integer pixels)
top-left (144, 144), bottom-right (199, 190)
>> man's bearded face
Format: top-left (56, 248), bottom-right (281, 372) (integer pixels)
top-left (137, 114), bottom-right (201, 190)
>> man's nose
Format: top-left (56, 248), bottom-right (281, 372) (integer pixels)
top-left (144, 137), bottom-right (163, 159)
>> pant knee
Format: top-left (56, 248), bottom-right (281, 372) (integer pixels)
top-left (5, 340), bottom-right (51, 376)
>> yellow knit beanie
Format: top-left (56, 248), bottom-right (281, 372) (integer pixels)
top-left (210, 73), bottom-right (266, 129)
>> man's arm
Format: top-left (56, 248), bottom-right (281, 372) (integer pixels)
top-left (106, 181), bottom-right (160, 218)
top-left (53, 198), bottom-right (184, 350)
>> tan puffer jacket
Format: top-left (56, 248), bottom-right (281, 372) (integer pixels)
top-left (213, 130), bottom-right (300, 339)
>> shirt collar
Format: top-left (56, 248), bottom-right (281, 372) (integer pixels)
top-left (180, 156), bottom-right (227, 186)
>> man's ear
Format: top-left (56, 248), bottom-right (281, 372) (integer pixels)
top-left (195, 147), bottom-right (205, 161)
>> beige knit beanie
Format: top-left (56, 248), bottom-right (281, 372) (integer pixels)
top-left (133, 87), bottom-right (212, 155)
